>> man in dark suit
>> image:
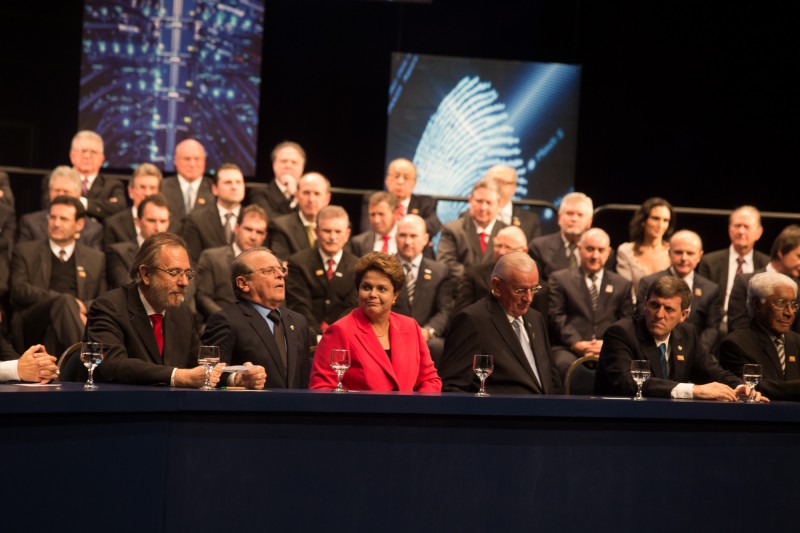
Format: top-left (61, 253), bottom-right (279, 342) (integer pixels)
top-left (392, 214), bottom-right (453, 363)
top-left (698, 206), bottom-right (769, 330)
top-left (83, 233), bottom-right (252, 387)
top-left (438, 178), bottom-right (506, 279)
top-left (203, 247), bottom-right (309, 389)
top-left (487, 164), bottom-right (541, 241)
top-left (181, 163), bottom-right (246, 263)
top-left (636, 230), bottom-right (722, 352)
top-left (549, 228), bottom-right (634, 380)
top-left (161, 138), bottom-right (215, 232)
top-left (528, 192), bottom-right (594, 282)
top-left (358, 158), bottom-right (441, 237)
top-left (719, 272), bottom-right (800, 401)
top-left (0, 203), bottom-right (16, 317)
top-left (727, 224), bottom-right (800, 333)
top-left (104, 163), bottom-right (162, 248)
top-left (249, 141), bottom-right (305, 220)
top-left (195, 204), bottom-right (268, 320)
top-left (39, 131), bottom-right (126, 220)
top-left (10, 196), bottom-right (106, 356)
top-left (20, 166), bottom-right (104, 250)
top-left (106, 195), bottom-right (171, 289)
top-left (440, 252), bottom-right (561, 395)
top-left (269, 172), bottom-right (331, 262)
top-left (595, 276), bottom-right (761, 401)
top-left (285, 206), bottom-right (358, 341)
top-left (349, 191), bottom-right (399, 258)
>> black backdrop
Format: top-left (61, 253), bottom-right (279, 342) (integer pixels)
top-left (0, 0), bottom-right (796, 249)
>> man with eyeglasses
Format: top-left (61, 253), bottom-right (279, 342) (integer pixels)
top-left (104, 163), bottom-right (163, 248)
top-left (84, 233), bottom-right (242, 388)
top-left (440, 251), bottom-right (561, 395)
top-left (548, 228), bottom-right (634, 383)
top-left (487, 164), bottom-right (541, 241)
top-left (203, 247), bottom-right (310, 389)
top-left (596, 276), bottom-right (764, 401)
top-left (719, 272), bottom-right (800, 401)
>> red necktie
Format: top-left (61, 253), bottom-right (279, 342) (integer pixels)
top-left (479, 232), bottom-right (488, 254)
top-left (326, 258), bottom-right (335, 280)
top-left (736, 255), bottom-right (746, 275)
top-left (396, 204), bottom-right (406, 218)
top-left (381, 234), bottom-right (391, 254)
top-left (149, 314), bottom-right (164, 357)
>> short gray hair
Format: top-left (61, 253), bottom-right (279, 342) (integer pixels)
top-left (559, 192), bottom-right (593, 215)
top-left (492, 251), bottom-right (537, 280)
top-left (49, 166), bottom-right (82, 196)
top-left (747, 272), bottom-right (798, 317)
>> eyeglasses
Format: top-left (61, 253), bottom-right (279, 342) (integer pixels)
top-left (770, 299), bottom-right (800, 312)
top-left (500, 283), bottom-right (542, 296)
top-left (151, 266), bottom-right (196, 281)
top-left (249, 266), bottom-right (288, 277)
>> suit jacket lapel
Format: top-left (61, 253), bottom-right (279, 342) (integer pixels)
top-left (207, 203), bottom-right (227, 246)
top-left (635, 318), bottom-right (664, 378)
top-left (785, 334), bottom-right (800, 380)
top-left (127, 286), bottom-right (162, 364)
top-left (488, 299), bottom-right (540, 387)
top-left (291, 214), bottom-right (309, 251)
top-left (241, 301), bottom-right (288, 386)
top-left (521, 313), bottom-right (546, 393)
top-left (669, 327), bottom-right (688, 380)
top-left (753, 325), bottom-right (784, 378)
top-left (352, 310), bottom-right (398, 388)
top-left (74, 245), bottom-right (88, 301)
top-left (38, 244), bottom-right (53, 288)
top-left (280, 306), bottom-right (300, 387)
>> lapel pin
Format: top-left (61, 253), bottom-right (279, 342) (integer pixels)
top-left (423, 274), bottom-right (432, 280)
top-left (78, 271), bottom-right (87, 278)
top-left (676, 355), bottom-right (685, 361)
top-left (678, 345), bottom-right (683, 351)
top-left (605, 285), bottom-right (613, 293)
top-left (424, 268), bottom-right (432, 274)
top-left (335, 272), bottom-right (343, 278)
top-left (315, 269), bottom-right (324, 277)
top-left (513, 217), bottom-right (521, 226)
top-left (790, 356), bottom-right (796, 363)
top-left (694, 288), bottom-right (702, 297)
top-left (411, 208), bottom-right (419, 214)
top-left (197, 197), bottom-right (206, 205)
top-left (290, 324), bottom-right (295, 331)
top-left (109, 197), bottom-right (118, 203)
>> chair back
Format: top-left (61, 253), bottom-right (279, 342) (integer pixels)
top-left (564, 355), bottom-right (599, 395)
top-left (57, 342), bottom-right (82, 383)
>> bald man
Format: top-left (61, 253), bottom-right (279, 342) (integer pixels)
top-left (548, 228), bottom-right (634, 380)
top-left (161, 139), bottom-right (215, 232)
top-left (637, 230), bottom-right (722, 352)
top-left (487, 164), bottom-right (541, 240)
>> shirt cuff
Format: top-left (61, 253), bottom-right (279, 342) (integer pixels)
top-left (170, 368), bottom-right (177, 387)
top-left (671, 382), bottom-right (694, 399)
top-left (0, 359), bottom-right (20, 382)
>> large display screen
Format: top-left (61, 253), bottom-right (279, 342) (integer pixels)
top-left (78, 0), bottom-right (265, 174)
top-left (386, 52), bottom-right (581, 225)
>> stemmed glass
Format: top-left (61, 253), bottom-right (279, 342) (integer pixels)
top-left (198, 345), bottom-right (220, 391)
top-left (330, 349), bottom-right (350, 393)
top-left (742, 363), bottom-right (762, 403)
top-left (80, 342), bottom-right (104, 390)
top-left (473, 354), bottom-right (494, 397)
top-left (630, 360), bottom-right (650, 401)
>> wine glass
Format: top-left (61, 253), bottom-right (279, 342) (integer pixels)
top-left (742, 363), bottom-right (762, 403)
top-left (80, 341), bottom-right (103, 390)
top-left (198, 345), bottom-right (221, 391)
top-left (473, 354), bottom-right (494, 397)
top-left (630, 360), bottom-right (650, 401)
top-left (330, 349), bottom-right (350, 393)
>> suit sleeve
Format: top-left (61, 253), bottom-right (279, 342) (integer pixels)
top-left (424, 274), bottom-right (454, 335)
top-left (106, 249), bottom-right (131, 289)
top-left (201, 309), bottom-right (237, 364)
top-left (195, 251), bottom-right (223, 319)
top-left (9, 249), bottom-right (60, 309)
top-left (439, 310), bottom-right (483, 393)
top-left (413, 321), bottom-right (443, 392)
top-left (697, 284), bottom-right (722, 352)
top-left (180, 216), bottom-right (204, 264)
top-left (436, 226), bottom-right (464, 278)
top-left (268, 224), bottom-right (293, 263)
top-left (87, 178), bottom-right (127, 220)
top-left (727, 274), bottom-right (749, 331)
top-left (452, 272), bottom-right (476, 316)
top-left (547, 274), bottom-right (572, 346)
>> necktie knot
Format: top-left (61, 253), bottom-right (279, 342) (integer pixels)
top-left (736, 255), bottom-right (746, 275)
top-left (326, 258), bottom-right (335, 281)
top-left (479, 232), bottom-right (488, 254)
top-left (58, 249), bottom-right (67, 263)
top-left (267, 309), bottom-right (281, 325)
top-left (568, 242), bottom-right (578, 268)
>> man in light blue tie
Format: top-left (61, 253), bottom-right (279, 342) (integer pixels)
top-left (596, 276), bottom-right (766, 401)
top-left (440, 251), bottom-right (561, 395)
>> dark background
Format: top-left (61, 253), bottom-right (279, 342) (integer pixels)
top-left (0, 0), bottom-right (796, 249)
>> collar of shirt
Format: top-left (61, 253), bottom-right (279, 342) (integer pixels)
top-left (498, 202), bottom-right (513, 225)
top-left (176, 175), bottom-right (199, 196)
top-left (585, 268), bottom-right (604, 287)
top-left (137, 286), bottom-right (161, 319)
top-left (401, 255), bottom-right (422, 278)
top-left (319, 249), bottom-right (344, 268)
top-left (654, 334), bottom-right (672, 361)
top-left (49, 240), bottom-right (76, 261)
top-left (475, 218), bottom-right (496, 236)
top-left (80, 173), bottom-right (98, 191)
top-left (232, 242), bottom-right (244, 257)
top-left (248, 300), bottom-right (280, 334)
top-left (373, 225), bottom-right (398, 252)
top-left (728, 245), bottom-right (754, 272)
top-left (561, 233), bottom-right (577, 256)
top-left (299, 212), bottom-right (315, 228)
top-left (669, 266), bottom-right (694, 289)
top-left (217, 203), bottom-right (240, 225)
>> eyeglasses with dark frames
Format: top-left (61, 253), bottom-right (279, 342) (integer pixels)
top-left (151, 266), bottom-right (197, 281)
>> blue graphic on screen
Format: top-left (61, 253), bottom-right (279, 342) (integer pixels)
top-left (78, 0), bottom-right (264, 174)
top-left (386, 53), bottom-right (581, 226)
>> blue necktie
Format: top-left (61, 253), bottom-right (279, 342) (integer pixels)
top-left (658, 343), bottom-right (668, 378)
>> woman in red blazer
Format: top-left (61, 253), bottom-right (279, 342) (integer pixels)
top-left (310, 252), bottom-right (441, 392)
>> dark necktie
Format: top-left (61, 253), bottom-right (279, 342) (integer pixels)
top-left (568, 242), bottom-right (578, 268)
top-left (658, 343), bottom-right (668, 378)
top-left (223, 212), bottom-right (234, 244)
top-left (588, 273), bottom-right (599, 312)
top-left (404, 263), bottom-right (416, 306)
top-left (149, 314), bottom-right (164, 357)
top-left (775, 335), bottom-right (786, 374)
top-left (479, 232), bottom-right (488, 254)
top-left (268, 309), bottom-right (288, 372)
top-left (736, 255), bottom-right (746, 275)
top-left (326, 258), bottom-right (335, 281)
top-left (58, 249), bottom-right (67, 263)
top-left (81, 175), bottom-right (89, 197)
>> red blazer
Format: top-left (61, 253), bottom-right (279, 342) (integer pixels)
top-left (310, 308), bottom-right (442, 392)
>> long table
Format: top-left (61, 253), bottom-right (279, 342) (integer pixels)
top-left (2, 383), bottom-right (798, 532)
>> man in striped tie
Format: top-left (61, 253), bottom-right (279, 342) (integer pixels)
top-left (719, 272), bottom-right (800, 401)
